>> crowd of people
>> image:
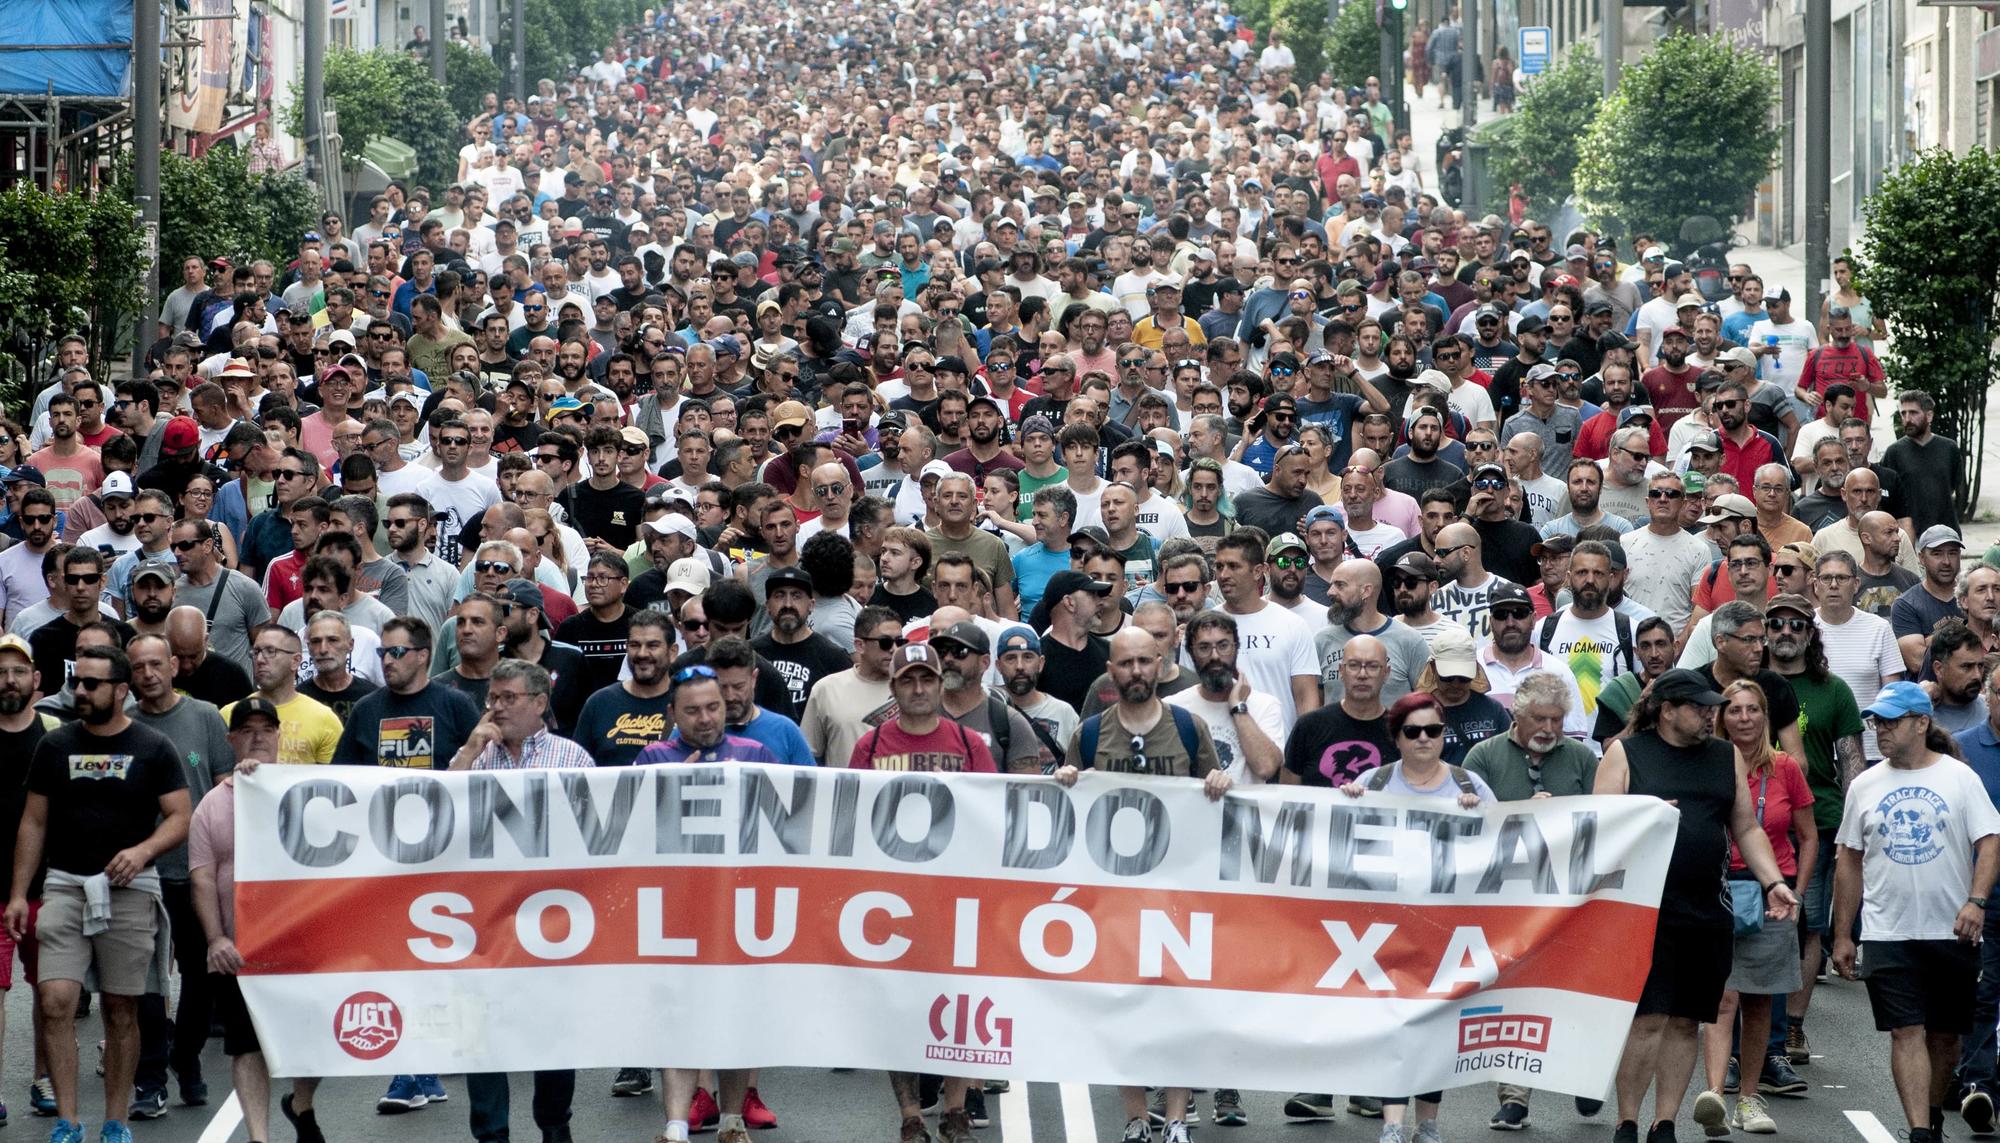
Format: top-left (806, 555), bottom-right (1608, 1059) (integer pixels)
top-left (1, 2), bottom-right (1992, 1143)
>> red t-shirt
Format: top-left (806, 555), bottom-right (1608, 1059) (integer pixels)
top-left (848, 718), bottom-right (998, 773)
top-left (1639, 364), bottom-right (1702, 432)
top-left (1798, 343), bottom-right (1885, 423)
top-left (1728, 752), bottom-right (1813, 876)
top-left (1574, 409), bottom-right (1666, 461)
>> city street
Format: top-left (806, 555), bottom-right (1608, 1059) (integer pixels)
top-left (0, 961), bottom-right (1917, 1143)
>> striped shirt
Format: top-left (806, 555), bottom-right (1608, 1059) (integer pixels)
top-left (467, 729), bottom-right (595, 770)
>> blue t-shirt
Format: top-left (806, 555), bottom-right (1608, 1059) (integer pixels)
top-left (1011, 543), bottom-right (1070, 621)
top-left (1720, 309), bottom-right (1767, 347)
top-left (733, 708), bottom-right (817, 766)
top-left (1296, 391), bottom-right (1366, 470)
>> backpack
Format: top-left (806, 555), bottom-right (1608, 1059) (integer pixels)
top-left (1537, 609), bottom-right (1637, 677)
top-left (1076, 706), bottom-right (1204, 773)
top-left (1366, 761), bottom-right (1479, 794)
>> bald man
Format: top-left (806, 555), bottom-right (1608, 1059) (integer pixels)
top-left (798, 461), bottom-right (855, 544)
top-left (1505, 431), bottom-right (1570, 525)
top-left (1316, 558), bottom-right (1431, 705)
top-left (1284, 632), bottom-right (1396, 787)
top-left (167, 604), bottom-right (253, 708)
top-left (1432, 521), bottom-right (1510, 642)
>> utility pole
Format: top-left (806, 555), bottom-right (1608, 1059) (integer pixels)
top-left (303, 0), bottom-right (325, 179)
top-left (133, 0), bottom-right (160, 353)
top-left (1601, 0), bottom-right (1622, 96)
top-left (1804, 0), bottom-right (1830, 325)
top-left (430, 0), bottom-right (448, 83)
top-left (511, 0), bottom-right (526, 103)
top-left (1460, 0), bottom-right (1477, 134)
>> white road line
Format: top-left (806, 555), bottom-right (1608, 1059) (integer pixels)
top-left (1059, 1082), bottom-right (1097, 1143)
top-left (1844, 1109), bottom-right (1901, 1143)
top-left (998, 1083), bottom-right (1033, 1143)
top-left (197, 1092), bottom-right (244, 1143)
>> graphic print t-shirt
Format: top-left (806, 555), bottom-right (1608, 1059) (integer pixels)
top-left (1284, 703), bottom-right (1399, 787)
top-left (848, 719), bottom-right (998, 773)
top-left (1837, 756), bottom-right (2000, 941)
top-left (334, 684), bottom-right (485, 769)
top-left (29, 721), bottom-right (185, 876)
top-left (1532, 609), bottom-right (1628, 716)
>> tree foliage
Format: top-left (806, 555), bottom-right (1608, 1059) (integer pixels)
top-left (1856, 146), bottom-right (2000, 516)
top-left (1484, 45), bottom-right (1601, 213)
top-left (1270, 0), bottom-right (1329, 79)
top-left (1320, 0), bottom-right (1381, 91)
top-left (1573, 33), bottom-right (1777, 250)
top-left (446, 42), bottom-right (505, 123)
top-left (0, 184), bottom-right (144, 417)
top-left (285, 48), bottom-right (461, 189)
top-left (497, 0), bottom-right (649, 93)
top-left (131, 148), bottom-right (323, 282)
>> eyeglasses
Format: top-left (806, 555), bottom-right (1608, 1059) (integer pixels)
top-left (1647, 488), bottom-right (1685, 500)
top-left (475, 560), bottom-right (516, 575)
top-left (171, 538), bottom-right (207, 552)
top-left (251, 644), bottom-right (300, 659)
top-left (1398, 722), bottom-right (1445, 741)
top-left (1816, 572), bottom-right (1855, 585)
top-left (1724, 632), bottom-right (1767, 645)
top-left (1765, 617), bottom-right (1812, 634)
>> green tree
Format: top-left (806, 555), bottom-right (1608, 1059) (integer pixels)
top-left (1572, 33), bottom-right (1777, 251)
top-left (497, 0), bottom-right (647, 92)
top-left (131, 148), bottom-right (322, 283)
top-left (1270, 0), bottom-right (1328, 79)
top-left (285, 48), bottom-right (461, 189)
top-left (446, 42), bottom-right (505, 123)
top-left (1856, 146), bottom-right (2000, 516)
top-left (0, 184), bottom-right (144, 417)
top-left (1484, 45), bottom-right (1601, 214)
top-left (1320, 0), bottom-right (1381, 90)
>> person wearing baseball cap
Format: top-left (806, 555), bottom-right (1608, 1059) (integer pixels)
top-left (1038, 570), bottom-right (1116, 713)
top-left (849, 641), bottom-right (996, 768)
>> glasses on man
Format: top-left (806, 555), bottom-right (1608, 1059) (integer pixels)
top-left (170, 537), bottom-right (207, 552)
top-left (1647, 488), bottom-right (1685, 500)
top-left (1765, 617), bottom-right (1812, 634)
top-left (475, 560), bottom-right (515, 575)
top-left (63, 573), bottom-right (102, 586)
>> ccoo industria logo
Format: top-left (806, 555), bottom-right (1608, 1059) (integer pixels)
top-left (1455, 1005), bottom-right (1552, 1075)
top-left (335, 992), bottom-right (403, 1060)
top-left (926, 993), bottom-right (1014, 1066)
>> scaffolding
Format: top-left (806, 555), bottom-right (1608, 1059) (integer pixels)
top-left (0, 87), bottom-right (133, 193)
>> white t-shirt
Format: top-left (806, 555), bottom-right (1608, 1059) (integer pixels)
top-left (1817, 608), bottom-right (1905, 759)
top-left (76, 524), bottom-right (143, 560)
top-left (1520, 474), bottom-right (1569, 526)
top-left (1169, 688), bottom-right (1285, 783)
top-left (1530, 608), bottom-right (1634, 717)
top-left (1619, 526), bottom-right (1710, 630)
top-left (1348, 521), bottom-right (1405, 560)
top-left (1447, 380), bottom-right (1497, 428)
top-left (1432, 572), bottom-right (1510, 643)
top-left (1132, 493), bottom-right (1190, 546)
top-left (425, 470), bottom-right (502, 564)
top-left (1748, 317), bottom-right (1819, 385)
top-left (1837, 756), bottom-right (2000, 941)
top-left (1221, 601), bottom-right (1319, 731)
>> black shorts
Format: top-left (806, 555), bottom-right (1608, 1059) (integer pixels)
top-left (1635, 923), bottom-right (1732, 1023)
top-left (1863, 939), bottom-right (1979, 1033)
top-left (211, 974), bottom-right (261, 1057)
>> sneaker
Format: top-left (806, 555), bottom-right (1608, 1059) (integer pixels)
top-left (1734, 1094), bottom-right (1776, 1134)
top-left (920, 1076), bottom-right (943, 1116)
top-left (376, 1075), bottom-right (429, 1113)
top-left (0, 1099), bottom-right (10, 1127)
top-left (543, 1127), bottom-right (573, 1143)
top-left (282, 1093), bottom-right (326, 1143)
top-left (1120, 1116), bottom-right (1150, 1143)
top-left (1613, 1122), bottom-right (1641, 1143)
top-left (983, 1081), bottom-right (1010, 1094)
top-left (1415, 1123), bottom-right (1444, 1143)
top-left (1490, 1101), bottom-right (1529, 1130)
top-left (612, 1068), bottom-right (654, 1097)
top-left (1647, 1121), bottom-right (1680, 1143)
top-left (1691, 1090), bottom-right (1728, 1139)
top-left (899, 1116), bottom-right (932, 1143)
top-left (1165, 1122), bottom-right (1191, 1143)
top-left (938, 1110), bottom-right (975, 1143)
top-left (1350, 1096), bottom-right (1386, 1118)
top-left (48, 1121), bottom-right (83, 1143)
top-left (1909, 1129), bottom-right (1941, 1143)
top-left (963, 1088), bottom-right (988, 1129)
top-left (1785, 1024), bottom-right (1810, 1066)
top-left (177, 1073), bottom-right (208, 1108)
top-left (742, 1088), bottom-right (777, 1129)
top-left (1147, 1089), bottom-right (1167, 1128)
top-left (129, 1087), bottom-right (168, 1121)
top-left (655, 1131), bottom-right (691, 1143)
top-left (1284, 1094), bottom-right (1337, 1121)
top-left (30, 1077), bottom-right (56, 1117)
top-left (1757, 1055), bottom-right (1807, 1097)
top-left (1965, 1088), bottom-right (1997, 1135)
top-left (99, 1123), bottom-right (132, 1143)
top-left (1213, 1089), bottom-right (1247, 1126)
top-left (1578, 1098), bottom-right (1606, 1117)
top-left (1378, 1124), bottom-right (1405, 1143)
top-left (690, 1088), bottom-right (721, 1132)
top-left (717, 1126), bottom-right (753, 1143)
top-left (417, 1075), bottom-right (449, 1102)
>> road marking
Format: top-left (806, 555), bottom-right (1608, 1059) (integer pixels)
top-left (198, 1092), bottom-right (244, 1143)
top-left (998, 1083), bottom-right (1032, 1143)
top-left (1844, 1109), bottom-right (1900, 1143)
top-left (1059, 1082), bottom-right (1097, 1143)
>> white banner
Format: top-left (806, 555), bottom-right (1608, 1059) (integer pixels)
top-left (234, 764), bottom-right (1678, 1096)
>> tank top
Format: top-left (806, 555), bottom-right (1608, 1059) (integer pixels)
top-left (1622, 730), bottom-right (1736, 930)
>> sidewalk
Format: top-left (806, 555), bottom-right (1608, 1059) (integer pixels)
top-left (1395, 80), bottom-right (2000, 543)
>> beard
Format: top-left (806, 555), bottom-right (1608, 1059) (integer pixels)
top-left (772, 611), bottom-right (804, 636)
top-left (1525, 730), bottom-right (1564, 753)
top-left (1397, 594), bottom-right (1428, 618)
top-left (1326, 599), bottom-right (1356, 628)
top-left (1386, 360), bottom-right (1417, 380)
top-left (1003, 673), bottom-right (1035, 698)
top-left (940, 667), bottom-right (969, 691)
top-left (1118, 678), bottom-right (1156, 704)
top-left (0, 690), bottom-right (27, 715)
top-left (1573, 585), bottom-right (1605, 611)
top-left (1495, 628), bottom-right (1529, 655)
top-left (78, 696), bottom-right (117, 725)
top-left (1197, 663), bottom-right (1235, 691)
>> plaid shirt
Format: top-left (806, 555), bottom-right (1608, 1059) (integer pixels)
top-left (469, 729), bottom-right (595, 770)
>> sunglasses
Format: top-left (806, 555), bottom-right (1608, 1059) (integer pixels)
top-left (1398, 723), bottom-right (1445, 741)
top-left (1472, 478), bottom-right (1506, 491)
top-left (475, 560), bottom-right (515, 575)
top-left (1765, 617), bottom-right (1812, 634)
top-left (618, 444), bottom-right (648, 456)
top-left (73, 677), bottom-right (120, 693)
top-left (673, 664), bottom-right (719, 683)
top-left (1491, 607), bottom-right (1534, 623)
top-left (63, 573), bottom-right (102, 586)
top-left (170, 538), bottom-right (206, 551)
top-left (1647, 488), bottom-right (1685, 500)
top-left (1270, 556), bottom-right (1307, 570)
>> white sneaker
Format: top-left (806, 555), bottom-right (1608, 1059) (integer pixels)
top-left (1692, 1089), bottom-right (1730, 1139)
top-left (1414, 1121), bottom-right (1444, 1143)
top-left (1734, 1094), bottom-right (1776, 1134)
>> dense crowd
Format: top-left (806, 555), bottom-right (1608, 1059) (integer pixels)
top-left (0, 2), bottom-right (1991, 1143)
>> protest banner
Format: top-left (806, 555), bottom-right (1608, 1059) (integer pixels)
top-left (234, 763), bottom-right (1677, 1096)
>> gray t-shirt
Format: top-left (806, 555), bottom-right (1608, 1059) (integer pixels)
top-left (948, 691), bottom-right (1043, 774)
top-left (127, 695), bottom-right (231, 880)
top-left (172, 569), bottom-right (271, 667)
top-left (1315, 618), bottom-right (1432, 705)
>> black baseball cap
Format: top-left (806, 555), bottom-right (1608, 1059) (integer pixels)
top-left (1651, 669), bottom-right (1727, 706)
top-left (1045, 570), bottom-right (1113, 599)
top-left (229, 697), bottom-right (282, 731)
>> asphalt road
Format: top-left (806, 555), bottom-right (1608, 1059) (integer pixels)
top-left (0, 964), bottom-right (1927, 1143)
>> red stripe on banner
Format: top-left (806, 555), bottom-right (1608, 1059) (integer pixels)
top-left (237, 868), bottom-right (1657, 1002)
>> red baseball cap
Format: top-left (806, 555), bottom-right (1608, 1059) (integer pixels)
top-left (162, 415), bottom-right (200, 452)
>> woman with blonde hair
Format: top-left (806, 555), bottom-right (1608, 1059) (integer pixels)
top-left (1294, 423), bottom-right (1343, 504)
top-left (1697, 678), bottom-right (1817, 1136)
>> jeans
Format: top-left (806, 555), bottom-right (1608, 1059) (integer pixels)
top-left (1957, 895), bottom-right (2000, 1091)
top-left (136, 880), bottom-right (212, 1089)
top-left (466, 1070), bottom-right (576, 1143)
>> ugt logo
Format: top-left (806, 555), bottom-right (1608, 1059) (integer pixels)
top-left (925, 993), bottom-right (1014, 1066)
top-left (1457, 1005), bottom-right (1553, 1053)
top-left (334, 991), bottom-right (403, 1060)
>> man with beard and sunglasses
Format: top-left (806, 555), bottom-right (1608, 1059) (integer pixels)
top-left (7, 644), bottom-right (189, 1143)
top-left (800, 606), bottom-right (903, 770)
top-left (933, 618), bottom-right (1041, 775)
top-left (749, 566), bottom-right (853, 725)
top-left (1474, 580), bottom-right (1593, 746)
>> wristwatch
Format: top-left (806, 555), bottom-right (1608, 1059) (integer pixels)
top-left (1229, 702), bottom-right (1250, 717)
top-left (1970, 898), bottom-right (1989, 909)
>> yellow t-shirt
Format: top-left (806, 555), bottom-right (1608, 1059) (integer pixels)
top-left (222, 693), bottom-right (342, 765)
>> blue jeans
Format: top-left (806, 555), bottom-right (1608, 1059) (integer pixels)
top-left (465, 1070), bottom-right (575, 1143)
top-left (1957, 897), bottom-right (2000, 1091)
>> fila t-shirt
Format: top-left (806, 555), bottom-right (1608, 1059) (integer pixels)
top-left (333, 684), bottom-right (485, 769)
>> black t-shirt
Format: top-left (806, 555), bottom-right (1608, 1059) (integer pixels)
top-left (554, 609), bottom-right (635, 699)
top-left (568, 482), bottom-right (645, 551)
top-left (333, 682), bottom-right (484, 769)
top-left (1441, 693), bottom-right (1512, 766)
top-left (1285, 702), bottom-right (1400, 787)
top-left (438, 670), bottom-right (491, 710)
top-left (177, 654), bottom-right (252, 710)
top-left (1379, 454), bottom-right (1463, 502)
top-left (31, 615), bottom-right (136, 694)
top-left (29, 720), bottom-right (186, 876)
top-left (1038, 633), bottom-right (1110, 714)
top-left (298, 675), bottom-right (380, 726)
top-left (1472, 516), bottom-right (1542, 589)
top-left (751, 632), bottom-right (854, 724)
top-left (1233, 487), bottom-right (1323, 538)
top-left (526, 642), bottom-right (590, 735)
top-left (1696, 666), bottom-right (1799, 745)
top-left (571, 683), bottom-right (670, 766)
top-left (868, 583), bottom-right (937, 625)
top-left (0, 717), bottom-right (51, 898)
